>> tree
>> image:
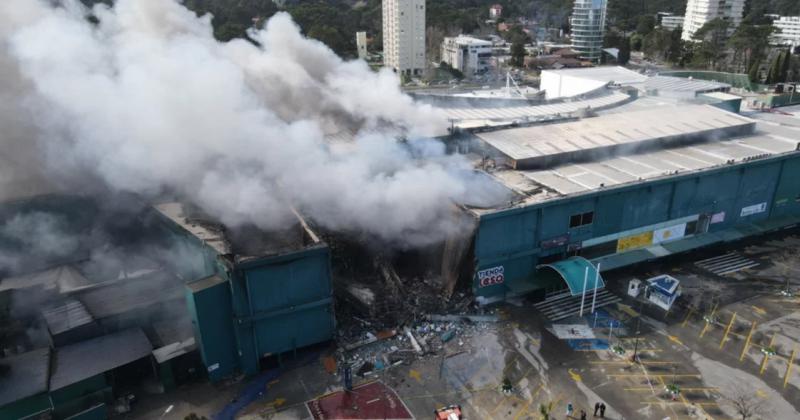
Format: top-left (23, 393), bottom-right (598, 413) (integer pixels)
top-left (692, 18), bottom-right (731, 69)
top-left (728, 23), bottom-right (775, 73)
top-left (636, 15), bottom-right (656, 36)
top-left (721, 385), bottom-right (770, 420)
top-left (618, 37), bottom-right (631, 65)
top-left (510, 40), bottom-right (526, 67)
top-left (768, 50), bottom-right (787, 84)
top-left (780, 48), bottom-right (792, 82)
top-left (748, 59), bottom-right (762, 83)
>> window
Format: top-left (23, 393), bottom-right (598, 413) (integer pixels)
top-left (569, 211), bottom-right (595, 228)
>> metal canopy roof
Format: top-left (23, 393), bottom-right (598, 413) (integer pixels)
top-left (49, 328), bottom-right (152, 390)
top-left (0, 348), bottom-right (51, 406)
top-left (541, 257), bottom-right (605, 296)
top-left (474, 105), bottom-right (755, 167)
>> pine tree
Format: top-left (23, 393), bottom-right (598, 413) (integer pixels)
top-left (780, 48), bottom-right (792, 83)
top-left (748, 59), bottom-right (761, 83)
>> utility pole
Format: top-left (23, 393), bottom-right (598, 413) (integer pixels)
top-left (630, 286), bottom-right (648, 363)
top-left (591, 262), bottom-right (601, 314)
top-left (579, 266), bottom-right (589, 317)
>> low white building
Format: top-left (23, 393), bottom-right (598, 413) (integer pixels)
top-left (661, 15), bottom-right (684, 31)
top-left (441, 35), bottom-right (493, 76)
top-left (540, 66), bottom-right (647, 99)
top-left (356, 31), bottom-right (368, 60)
top-left (772, 16), bottom-right (800, 49)
top-left (489, 4), bottom-right (503, 19)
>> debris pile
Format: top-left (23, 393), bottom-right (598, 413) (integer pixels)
top-left (335, 312), bottom-right (499, 378)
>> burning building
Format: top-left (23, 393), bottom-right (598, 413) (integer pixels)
top-left (0, 195), bottom-right (335, 418)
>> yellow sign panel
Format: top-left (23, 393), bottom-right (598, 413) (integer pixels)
top-left (617, 231), bottom-right (654, 253)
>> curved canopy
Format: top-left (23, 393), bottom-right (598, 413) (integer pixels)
top-left (540, 257), bottom-right (605, 296)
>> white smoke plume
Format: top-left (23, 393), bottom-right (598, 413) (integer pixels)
top-left (0, 0), bottom-right (507, 246)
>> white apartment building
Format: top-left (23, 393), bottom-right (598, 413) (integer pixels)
top-left (682, 0), bottom-right (745, 41)
top-left (661, 15), bottom-right (685, 31)
top-left (356, 31), bottom-right (368, 60)
top-left (382, 0), bottom-right (426, 76)
top-left (772, 16), bottom-right (800, 49)
top-left (441, 36), bottom-right (493, 76)
top-left (489, 4), bottom-right (503, 19)
top-left (570, 0), bottom-right (608, 63)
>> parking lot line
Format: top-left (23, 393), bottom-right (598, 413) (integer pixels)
top-left (785, 347), bottom-right (797, 388)
top-left (719, 312), bottom-right (737, 349)
top-left (607, 374), bottom-right (701, 378)
top-left (759, 333), bottom-right (777, 374)
top-left (681, 307), bottom-right (695, 327)
top-left (740, 321), bottom-right (757, 361)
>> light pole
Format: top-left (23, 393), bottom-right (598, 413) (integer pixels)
top-left (630, 286), bottom-right (648, 363)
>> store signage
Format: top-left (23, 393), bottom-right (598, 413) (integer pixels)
top-left (617, 231), bottom-right (654, 253)
top-left (541, 234), bottom-right (570, 249)
top-left (477, 266), bottom-right (505, 288)
top-left (710, 211), bottom-right (726, 224)
top-left (652, 223), bottom-right (686, 244)
top-left (740, 202), bottom-right (767, 217)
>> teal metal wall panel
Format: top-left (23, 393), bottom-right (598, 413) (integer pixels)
top-left (0, 393), bottom-right (51, 420)
top-left (772, 159), bottom-right (800, 217)
top-left (539, 199), bottom-right (593, 240)
top-left (254, 304), bottom-right (334, 356)
top-left (232, 246), bottom-right (334, 375)
top-left (475, 210), bottom-right (537, 259)
top-left (64, 403), bottom-right (107, 420)
top-left (475, 254), bottom-right (538, 297)
top-left (244, 250), bottom-right (331, 311)
top-left (733, 162), bottom-right (781, 224)
top-left (187, 278), bottom-right (238, 382)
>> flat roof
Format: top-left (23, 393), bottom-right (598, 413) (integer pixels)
top-left (76, 269), bottom-right (184, 319)
top-left (42, 299), bottom-right (94, 336)
top-left (542, 66), bottom-right (648, 86)
top-left (0, 264), bottom-right (91, 293)
top-left (467, 107), bottom-right (800, 213)
top-left (490, 131), bottom-right (798, 201)
top-left (0, 348), bottom-right (50, 406)
top-left (49, 328), bottom-right (152, 390)
top-left (153, 202), bottom-right (319, 258)
top-left (645, 76), bottom-right (730, 93)
top-left (701, 92), bottom-right (742, 101)
top-left (473, 105), bottom-right (755, 168)
top-left (446, 35), bottom-right (492, 46)
top-left (440, 90), bottom-right (631, 129)
top-left (154, 202), bottom-right (230, 254)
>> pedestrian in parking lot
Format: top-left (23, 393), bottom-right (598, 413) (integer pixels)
top-left (580, 409), bottom-right (587, 420)
top-left (599, 402), bottom-right (606, 418)
top-left (593, 402), bottom-right (600, 417)
top-left (566, 402), bottom-right (573, 418)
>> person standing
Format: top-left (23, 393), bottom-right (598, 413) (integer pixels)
top-left (566, 402), bottom-right (574, 418)
top-left (580, 409), bottom-right (587, 420)
top-left (599, 402), bottom-right (606, 418)
top-left (593, 402), bottom-right (600, 417)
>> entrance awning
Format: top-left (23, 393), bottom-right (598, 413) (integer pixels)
top-left (540, 257), bottom-right (605, 296)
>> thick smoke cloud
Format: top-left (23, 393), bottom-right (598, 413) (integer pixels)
top-left (0, 0), bottom-right (506, 246)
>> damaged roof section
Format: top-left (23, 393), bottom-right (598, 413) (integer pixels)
top-left (153, 202), bottom-right (323, 261)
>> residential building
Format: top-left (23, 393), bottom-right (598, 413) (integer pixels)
top-left (682, 0), bottom-right (745, 41)
top-left (490, 4), bottom-right (503, 19)
top-left (441, 35), bottom-right (493, 76)
top-left (771, 16), bottom-right (800, 49)
top-left (570, 0), bottom-right (608, 63)
top-left (382, 0), bottom-right (426, 76)
top-left (660, 14), bottom-right (684, 31)
top-left (356, 31), bottom-right (368, 60)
